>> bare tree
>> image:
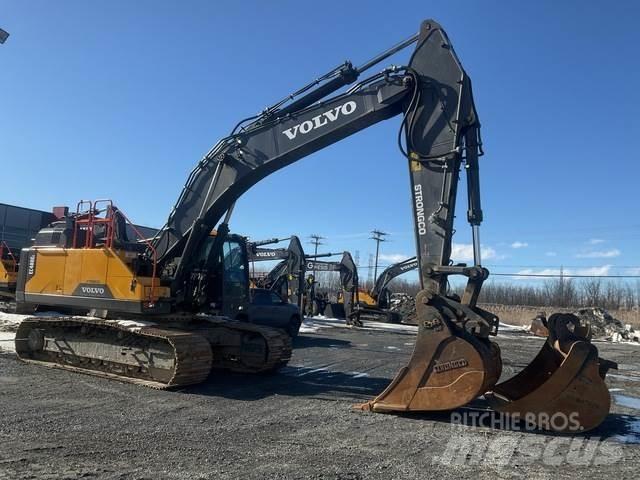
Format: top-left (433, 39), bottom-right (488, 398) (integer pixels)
top-left (582, 279), bottom-right (603, 307)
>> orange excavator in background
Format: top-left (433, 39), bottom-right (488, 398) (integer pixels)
top-left (13, 19), bottom-right (614, 432)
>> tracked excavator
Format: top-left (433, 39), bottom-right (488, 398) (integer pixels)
top-left (247, 235), bottom-right (334, 308)
top-left (14, 19), bottom-right (614, 431)
top-left (356, 256), bottom-right (418, 323)
top-left (304, 252), bottom-right (359, 323)
top-left (365, 256), bottom-right (418, 309)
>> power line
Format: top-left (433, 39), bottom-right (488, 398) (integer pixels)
top-left (354, 264), bottom-right (640, 279)
top-left (492, 273), bottom-right (640, 279)
top-left (485, 264), bottom-right (640, 269)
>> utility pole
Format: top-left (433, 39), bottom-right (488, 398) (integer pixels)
top-left (370, 230), bottom-right (388, 283)
top-left (559, 265), bottom-right (565, 307)
top-left (367, 253), bottom-right (375, 288)
top-left (308, 235), bottom-right (325, 267)
top-left (307, 234), bottom-right (325, 315)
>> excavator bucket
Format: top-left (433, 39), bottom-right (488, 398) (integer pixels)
top-left (359, 297), bottom-right (502, 412)
top-left (485, 313), bottom-right (615, 432)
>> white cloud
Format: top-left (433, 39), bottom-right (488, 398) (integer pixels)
top-left (379, 253), bottom-right (411, 263)
top-left (515, 268), bottom-right (562, 277)
top-left (577, 265), bottom-right (612, 276)
top-left (575, 249), bottom-right (621, 259)
top-left (450, 243), bottom-right (497, 262)
top-left (545, 251), bottom-right (557, 257)
top-left (511, 241), bottom-right (528, 249)
top-left (588, 238), bottom-right (605, 245)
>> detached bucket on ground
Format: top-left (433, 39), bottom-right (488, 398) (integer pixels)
top-left (485, 313), bottom-right (616, 432)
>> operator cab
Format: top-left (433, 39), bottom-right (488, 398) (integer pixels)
top-left (194, 232), bottom-right (250, 317)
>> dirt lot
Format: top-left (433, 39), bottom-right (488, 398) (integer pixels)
top-left (1, 317), bottom-right (639, 479)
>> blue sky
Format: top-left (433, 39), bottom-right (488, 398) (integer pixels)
top-left (1, 1), bottom-right (639, 284)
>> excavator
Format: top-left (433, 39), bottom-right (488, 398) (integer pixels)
top-left (13, 19), bottom-right (614, 432)
top-left (362, 256), bottom-right (418, 309)
top-left (357, 256), bottom-right (418, 322)
top-left (303, 252), bottom-right (359, 323)
top-left (247, 235), bottom-right (334, 308)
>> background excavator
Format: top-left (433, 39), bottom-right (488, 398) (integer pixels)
top-left (247, 235), bottom-right (334, 309)
top-left (13, 19), bottom-right (614, 432)
top-left (303, 252), bottom-right (359, 323)
top-left (357, 256), bottom-right (418, 323)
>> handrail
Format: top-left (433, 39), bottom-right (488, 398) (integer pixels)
top-left (70, 199), bottom-right (159, 304)
top-left (93, 199), bottom-right (114, 248)
top-left (72, 200), bottom-right (93, 248)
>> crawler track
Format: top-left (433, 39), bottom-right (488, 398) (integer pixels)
top-left (14, 316), bottom-right (292, 389)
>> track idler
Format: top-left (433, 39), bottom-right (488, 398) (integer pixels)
top-left (359, 290), bottom-right (502, 412)
top-left (485, 313), bottom-right (616, 432)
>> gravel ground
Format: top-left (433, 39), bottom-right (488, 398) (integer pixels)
top-left (0, 317), bottom-right (639, 479)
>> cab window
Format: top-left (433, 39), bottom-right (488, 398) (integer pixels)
top-left (269, 292), bottom-right (284, 304)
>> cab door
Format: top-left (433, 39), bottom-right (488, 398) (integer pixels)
top-left (221, 239), bottom-right (250, 317)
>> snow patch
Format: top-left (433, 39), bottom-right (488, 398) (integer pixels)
top-left (107, 319), bottom-right (158, 330)
top-left (300, 317), bottom-right (335, 333)
top-left (613, 394), bottom-right (640, 410)
top-left (302, 315), bottom-right (532, 337)
top-left (608, 373), bottom-right (640, 382)
top-left (293, 367), bottom-right (330, 377)
top-left (0, 331), bottom-right (16, 353)
top-left (498, 322), bottom-right (528, 332)
top-left (302, 316), bottom-right (417, 334)
top-left (0, 311), bottom-right (29, 332)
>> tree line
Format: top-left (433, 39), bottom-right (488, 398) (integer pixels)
top-left (386, 277), bottom-right (640, 310)
top-left (256, 262), bottom-right (640, 310)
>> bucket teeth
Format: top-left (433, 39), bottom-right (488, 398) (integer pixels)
top-left (485, 313), bottom-right (616, 433)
